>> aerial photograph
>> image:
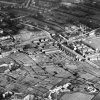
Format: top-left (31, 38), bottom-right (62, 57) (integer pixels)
top-left (1, 0), bottom-right (100, 100)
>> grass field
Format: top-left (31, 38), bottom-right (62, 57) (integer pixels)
top-left (60, 92), bottom-right (94, 100)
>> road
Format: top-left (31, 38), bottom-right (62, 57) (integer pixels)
top-left (0, 1), bottom-right (17, 5)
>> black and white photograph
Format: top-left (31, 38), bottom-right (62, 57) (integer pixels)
top-left (0, 0), bottom-right (100, 100)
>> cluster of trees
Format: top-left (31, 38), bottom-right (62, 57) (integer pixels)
top-left (0, 12), bottom-right (24, 37)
